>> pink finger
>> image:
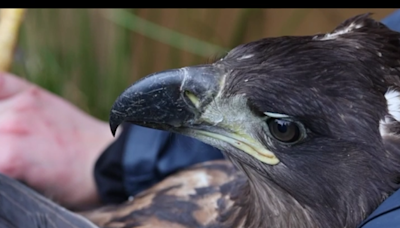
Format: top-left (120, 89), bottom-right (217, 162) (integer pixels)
top-left (0, 72), bottom-right (31, 99)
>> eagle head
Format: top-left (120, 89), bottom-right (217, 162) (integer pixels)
top-left (109, 14), bottom-right (400, 227)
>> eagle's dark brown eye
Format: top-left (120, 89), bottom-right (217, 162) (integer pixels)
top-left (267, 118), bottom-right (301, 143)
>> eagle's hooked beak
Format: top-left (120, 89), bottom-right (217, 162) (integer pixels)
top-left (109, 64), bottom-right (280, 165)
top-left (109, 64), bottom-right (223, 135)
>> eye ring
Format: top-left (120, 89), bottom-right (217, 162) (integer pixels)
top-left (266, 118), bottom-right (304, 143)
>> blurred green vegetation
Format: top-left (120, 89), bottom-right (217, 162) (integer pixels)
top-left (9, 8), bottom-right (395, 121)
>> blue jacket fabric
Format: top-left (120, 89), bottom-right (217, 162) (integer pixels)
top-left (94, 10), bottom-right (400, 227)
top-left (122, 125), bottom-right (223, 196)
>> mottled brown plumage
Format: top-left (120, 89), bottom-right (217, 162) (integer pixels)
top-left (80, 160), bottom-right (243, 228)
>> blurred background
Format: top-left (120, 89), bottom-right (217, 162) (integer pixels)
top-left (8, 9), bottom-right (396, 121)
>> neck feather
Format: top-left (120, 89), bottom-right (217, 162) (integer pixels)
top-left (221, 155), bottom-right (400, 228)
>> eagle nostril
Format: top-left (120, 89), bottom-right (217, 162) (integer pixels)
top-left (184, 90), bottom-right (200, 109)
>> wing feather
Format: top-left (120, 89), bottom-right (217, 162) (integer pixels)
top-left (80, 160), bottom-right (245, 228)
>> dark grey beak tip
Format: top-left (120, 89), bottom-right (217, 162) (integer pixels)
top-left (109, 108), bottom-right (125, 137)
top-left (109, 94), bottom-right (133, 136)
top-left (110, 124), bottom-right (118, 137)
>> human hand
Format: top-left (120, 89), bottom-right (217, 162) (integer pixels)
top-left (0, 72), bottom-right (115, 209)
